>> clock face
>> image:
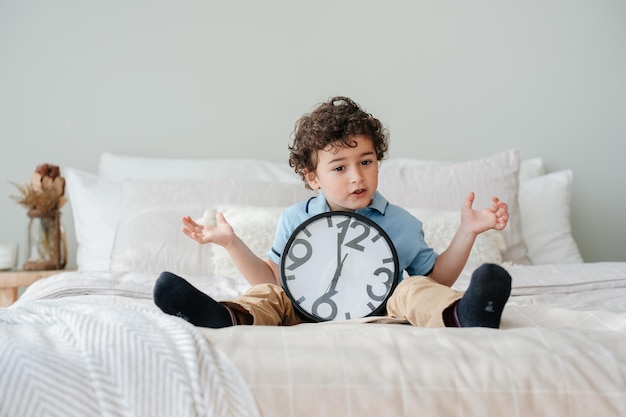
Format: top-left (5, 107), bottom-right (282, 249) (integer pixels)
top-left (280, 211), bottom-right (399, 322)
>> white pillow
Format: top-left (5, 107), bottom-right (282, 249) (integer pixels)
top-left (407, 208), bottom-right (506, 271)
top-left (380, 156), bottom-right (543, 181)
top-left (110, 179), bottom-right (315, 275)
top-left (69, 151), bottom-right (538, 271)
top-left (67, 155), bottom-right (304, 271)
top-left (519, 157), bottom-right (545, 182)
top-left (199, 206), bottom-right (506, 281)
top-left (65, 168), bottom-right (121, 271)
top-left (378, 149), bottom-right (528, 264)
top-left (518, 170), bottom-right (583, 264)
top-left (113, 195), bottom-right (506, 294)
top-left (206, 207), bottom-right (506, 282)
top-left (99, 152), bottom-right (298, 183)
top-left (196, 205), bottom-right (284, 278)
top-left (100, 152), bottom-right (543, 185)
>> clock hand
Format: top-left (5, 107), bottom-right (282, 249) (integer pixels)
top-left (337, 231), bottom-right (342, 264)
top-left (329, 227), bottom-right (348, 291)
top-left (327, 253), bottom-right (348, 294)
top-left (313, 245), bottom-right (348, 321)
top-left (312, 252), bottom-right (347, 321)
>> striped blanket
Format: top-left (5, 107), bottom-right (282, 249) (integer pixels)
top-left (0, 275), bottom-right (259, 417)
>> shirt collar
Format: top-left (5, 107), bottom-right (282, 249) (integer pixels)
top-left (307, 191), bottom-right (389, 215)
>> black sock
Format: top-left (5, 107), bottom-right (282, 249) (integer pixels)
top-left (153, 271), bottom-right (235, 328)
top-left (456, 263), bottom-right (511, 328)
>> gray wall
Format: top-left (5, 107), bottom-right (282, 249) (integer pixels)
top-left (1, 0), bottom-right (625, 268)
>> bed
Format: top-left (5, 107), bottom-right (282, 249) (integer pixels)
top-left (1, 149), bottom-right (625, 417)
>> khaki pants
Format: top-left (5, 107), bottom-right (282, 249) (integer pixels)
top-left (223, 276), bottom-right (463, 327)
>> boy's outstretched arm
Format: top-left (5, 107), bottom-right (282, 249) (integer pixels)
top-left (181, 213), bottom-right (280, 286)
top-left (429, 192), bottom-right (509, 287)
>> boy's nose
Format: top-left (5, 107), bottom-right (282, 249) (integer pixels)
top-left (350, 167), bottom-right (364, 182)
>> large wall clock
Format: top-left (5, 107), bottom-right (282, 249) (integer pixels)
top-left (280, 211), bottom-right (400, 322)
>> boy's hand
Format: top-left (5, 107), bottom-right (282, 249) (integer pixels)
top-left (461, 192), bottom-right (509, 235)
top-left (181, 213), bottom-right (235, 247)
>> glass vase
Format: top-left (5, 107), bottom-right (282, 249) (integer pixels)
top-left (24, 209), bottom-right (67, 271)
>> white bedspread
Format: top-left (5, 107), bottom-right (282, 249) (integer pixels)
top-left (203, 262), bottom-right (626, 417)
top-left (203, 323), bottom-right (625, 417)
top-left (2, 263), bottom-right (626, 417)
top-left (0, 272), bottom-right (260, 417)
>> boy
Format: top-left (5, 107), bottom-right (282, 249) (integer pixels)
top-left (154, 96), bottom-right (512, 328)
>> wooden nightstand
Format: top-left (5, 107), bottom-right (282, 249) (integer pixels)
top-left (0, 270), bottom-right (66, 307)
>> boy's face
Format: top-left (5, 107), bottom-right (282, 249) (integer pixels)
top-left (305, 134), bottom-right (378, 212)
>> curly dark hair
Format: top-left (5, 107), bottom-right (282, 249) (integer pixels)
top-left (288, 96), bottom-right (389, 188)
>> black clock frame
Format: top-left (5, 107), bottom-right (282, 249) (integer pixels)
top-left (280, 211), bottom-right (400, 322)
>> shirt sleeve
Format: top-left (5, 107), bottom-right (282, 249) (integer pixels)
top-left (404, 227), bottom-right (438, 277)
top-left (381, 204), bottom-right (438, 278)
top-left (267, 202), bottom-right (306, 265)
top-left (267, 212), bottom-right (289, 265)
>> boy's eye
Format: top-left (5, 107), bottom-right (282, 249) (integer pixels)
top-left (361, 160), bottom-right (373, 166)
top-left (333, 166), bottom-right (345, 172)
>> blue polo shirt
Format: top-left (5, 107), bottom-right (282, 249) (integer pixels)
top-left (268, 191), bottom-right (438, 280)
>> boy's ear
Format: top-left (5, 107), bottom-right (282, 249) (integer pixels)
top-left (304, 170), bottom-right (320, 190)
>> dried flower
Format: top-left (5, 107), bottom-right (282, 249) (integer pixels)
top-left (12, 163), bottom-right (67, 212)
